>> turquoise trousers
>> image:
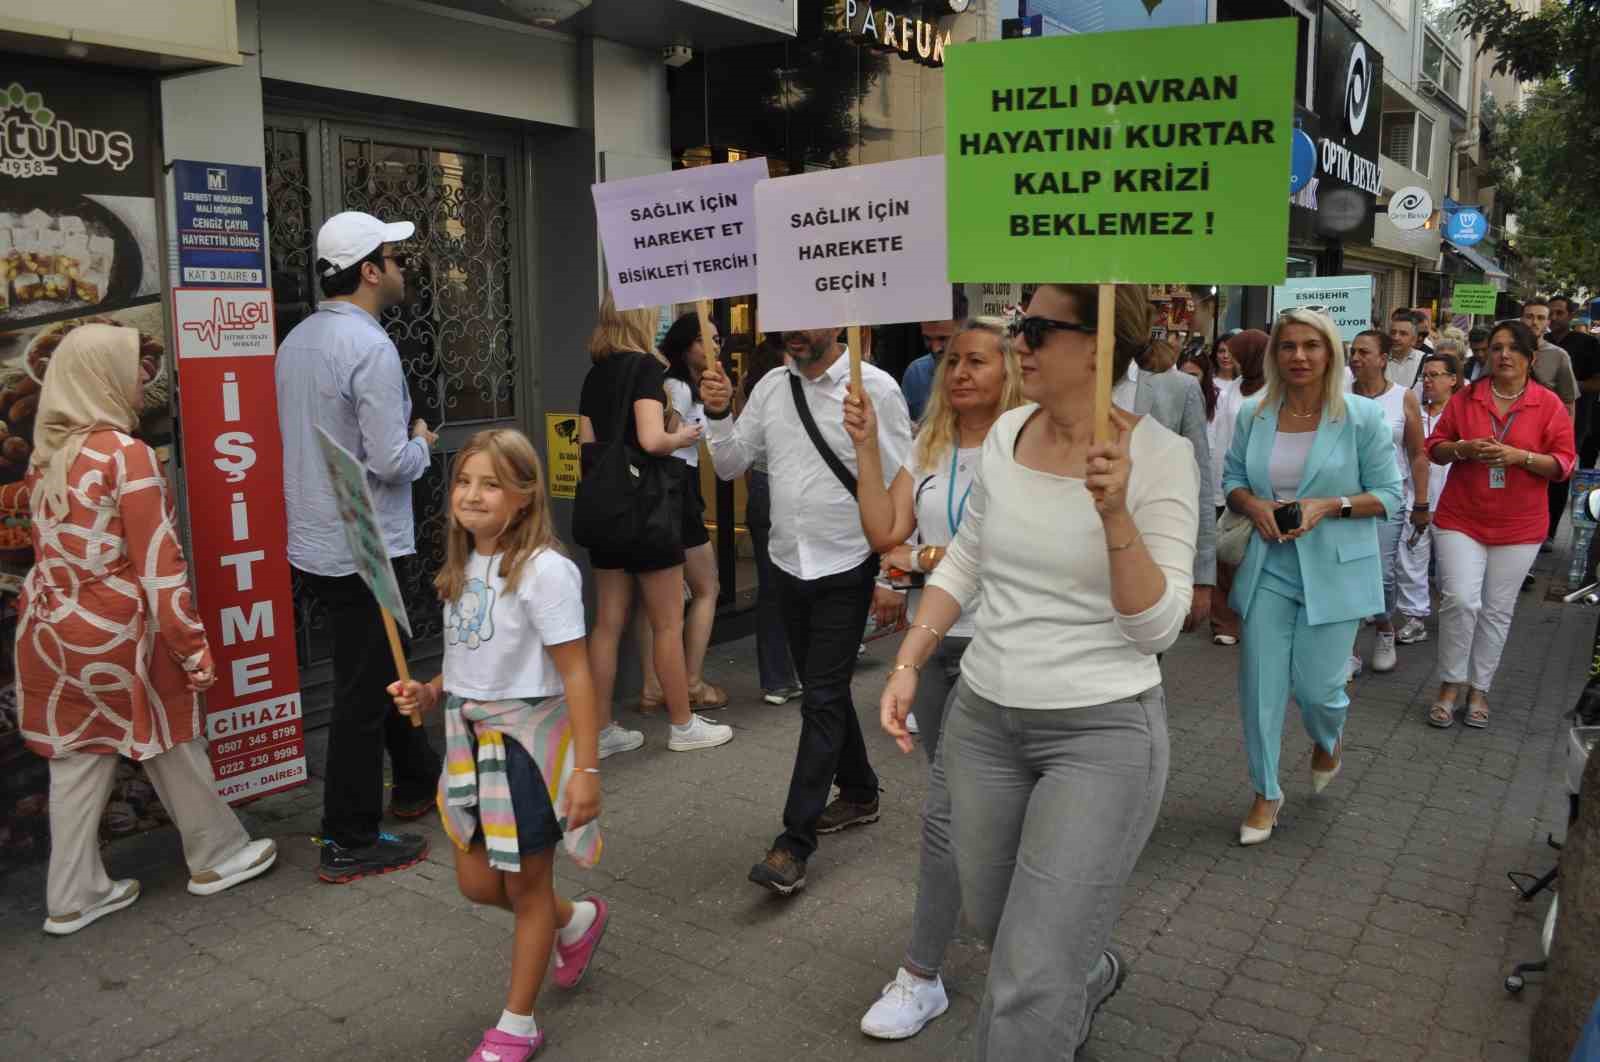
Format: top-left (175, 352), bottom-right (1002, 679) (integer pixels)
top-left (1239, 542), bottom-right (1360, 802)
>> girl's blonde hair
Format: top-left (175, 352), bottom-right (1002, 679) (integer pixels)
top-left (914, 317), bottom-right (1024, 470)
top-left (1259, 308), bottom-right (1348, 421)
top-left (434, 429), bottom-right (562, 604)
top-left (588, 290), bottom-right (659, 362)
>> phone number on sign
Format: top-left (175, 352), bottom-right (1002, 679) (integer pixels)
top-left (212, 723), bottom-right (299, 758)
top-left (215, 743), bottom-right (303, 777)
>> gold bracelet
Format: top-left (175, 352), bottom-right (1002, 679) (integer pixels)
top-left (891, 663), bottom-right (921, 674)
top-left (1107, 531), bottom-right (1140, 552)
top-left (910, 622), bottom-right (944, 641)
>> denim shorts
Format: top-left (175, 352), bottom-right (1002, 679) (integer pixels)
top-left (466, 734), bottom-right (564, 857)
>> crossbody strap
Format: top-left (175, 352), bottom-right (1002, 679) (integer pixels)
top-left (789, 372), bottom-right (858, 498)
top-left (608, 352), bottom-right (647, 452)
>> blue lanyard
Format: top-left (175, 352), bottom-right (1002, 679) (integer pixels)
top-left (947, 446), bottom-right (974, 537)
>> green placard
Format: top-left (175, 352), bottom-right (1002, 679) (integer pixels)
top-left (1452, 283), bottom-right (1498, 315)
top-left (945, 20), bottom-right (1297, 285)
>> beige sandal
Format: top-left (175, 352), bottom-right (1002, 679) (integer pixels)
top-left (637, 691), bottom-right (665, 714)
top-left (689, 681), bottom-right (729, 710)
top-left (1464, 693), bottom-right (1490, 729)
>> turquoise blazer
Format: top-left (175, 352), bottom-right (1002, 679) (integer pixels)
top-left (1221, 393), bottom-right (1405, 626)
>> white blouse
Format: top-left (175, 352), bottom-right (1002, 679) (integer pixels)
top-left (927, 406), bottom-right (1198, 710)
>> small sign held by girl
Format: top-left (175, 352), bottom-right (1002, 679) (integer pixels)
top-left (387, 429), bottom-right (605, 1061)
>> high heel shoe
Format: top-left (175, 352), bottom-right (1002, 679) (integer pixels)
top-left (1311, 740), bottom-right (1342, 795)
top-left (1239, 797), bottom-right (1284, 846)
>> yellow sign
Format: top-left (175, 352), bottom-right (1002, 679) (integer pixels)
top-left (545, 412), bottom-right (581, 500)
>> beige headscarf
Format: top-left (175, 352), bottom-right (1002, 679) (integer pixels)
top-left (29, 323), bottom-right (141, 520)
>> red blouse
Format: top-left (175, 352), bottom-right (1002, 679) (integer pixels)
top-left (1425, 379), bottom-right (1576, 546)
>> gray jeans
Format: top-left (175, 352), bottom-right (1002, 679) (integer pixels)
top-left (943, 680), bottom-right (1169, 1061)
top-left (904, 636), bottom-right (969, 978)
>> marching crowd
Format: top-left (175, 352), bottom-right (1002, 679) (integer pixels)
top-left (12, 208), bottom-right (1593, 1061)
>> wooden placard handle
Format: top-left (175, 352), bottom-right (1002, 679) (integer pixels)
top-left (1093, 284), bottom-right (1115, 444)
top-left (847, 324), bottom-right (864, 399)
top-left (381, 607), bottom-right (421, 728)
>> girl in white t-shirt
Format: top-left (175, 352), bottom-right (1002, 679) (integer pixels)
top-left (388, 429), bottom-right (603, 1062)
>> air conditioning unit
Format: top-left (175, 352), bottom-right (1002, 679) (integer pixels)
top-left (498, 0), bottom-right (592, 26)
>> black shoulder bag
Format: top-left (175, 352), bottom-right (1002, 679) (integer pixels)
top-left (572, 353), bottom-right (684, 554)
top-left (789, 373), bottom-right (858, 497)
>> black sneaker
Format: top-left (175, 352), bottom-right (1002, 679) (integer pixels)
top-left (318, 831), bottom-right (428, 884)
top-left (388, 792), bottom-right (435, 821)
top-left (1077, 948), bottom-right (1128, 1053)
top-left (816, 794), bottom-right (880, 834)
top-left (748, 848), bottom-right (807, 896)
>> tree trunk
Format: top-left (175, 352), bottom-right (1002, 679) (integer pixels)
top-left (1532, 734), bottom-right (1600, 1061)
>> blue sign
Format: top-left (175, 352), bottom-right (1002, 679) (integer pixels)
top-left (1289, 129), bottom-right (1317, 193)
top-left (1272, 274), bottom-right (1374, 344)
top-left (173, 160), bottom-right (267, 287)
top-left (1445, 207), bottom-right (1487, 247)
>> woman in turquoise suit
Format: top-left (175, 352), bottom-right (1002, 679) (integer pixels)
top-left (1222, 308), bottom-right (1404, 846)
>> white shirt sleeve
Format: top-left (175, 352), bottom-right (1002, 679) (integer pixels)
top-left (704, 373), bottom-right (770, 481)
top-left (1113, 432), bottom-right (1197, 655)
top-left (868, 373), bottom-right (914, 489)
top-left (519, 551), bottom-right (588, 647)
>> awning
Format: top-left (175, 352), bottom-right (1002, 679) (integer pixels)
top-left (1445, 241), bottom-right (1509, 280)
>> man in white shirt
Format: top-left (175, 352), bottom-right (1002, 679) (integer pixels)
top-left (701, 328), bottom-right (913, 896)
top-left (1386, 310), bottom-right (1426, 393)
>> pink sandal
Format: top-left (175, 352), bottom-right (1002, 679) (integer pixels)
top-left (467, 1028), bottom-right (543, 1062)
top-left (553, 896), bottom-right (609, 989)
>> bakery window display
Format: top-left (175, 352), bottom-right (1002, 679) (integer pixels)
top-left (0, 210), bottom-right (113, 316)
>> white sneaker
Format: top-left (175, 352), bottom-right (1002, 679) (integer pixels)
top-left (188, 838), bottom-right (277, 896)
top-left (1396, 616), bottom-right (1429, 644)
top-left (598, 723), bottom-right (645, 760)
top-left (905, 712), bottom-right (920, 735)
top-left (1347, 655), bottom-right (1363, 682)
top-left (43, 878), bottom-right (140, 936)
top-left (861, 967), bottom-right (950, 1040)
top-left (667, 713), bottom-right (733, 752)
top-left (1372, 632), bottom-right (1397, 673)
top-left (763, 685), bottom-right (802, 706)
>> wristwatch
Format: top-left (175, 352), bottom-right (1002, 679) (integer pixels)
top-left (1339, 496), bottom-right (1353, 519)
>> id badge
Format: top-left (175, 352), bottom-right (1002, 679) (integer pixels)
top-left (1489, 466), bottom-right (1507, 489)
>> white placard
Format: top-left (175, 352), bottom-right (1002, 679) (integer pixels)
top-left (755, 156), bottom-right (950, 332)
top-left (1271, 274), bottom-right (1374, 344)
top-left (593, 158), bottom-right (767, 310)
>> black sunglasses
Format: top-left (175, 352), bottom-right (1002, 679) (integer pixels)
top-left (1008, 315), bottom-right (1096, 348)
top-left (383, 252), bottom-right (413, 271)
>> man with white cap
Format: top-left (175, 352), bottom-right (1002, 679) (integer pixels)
top-left (276, 211), bottom-right (441, 883)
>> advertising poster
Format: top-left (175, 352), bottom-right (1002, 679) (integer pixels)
top-left (173, 161), bottom-right (267, 287)
top-left (943, 20), bottom-right (1296, 284)
top-left (0, 55), bottom-right (171, 867)
top-left (755, 155), bottom-right (951, 331)
top-left (1272, 275), bottom-right (1375, 343)
top-left (546, 412), bottom-right (581, 500)
top-left (173, 289), bottom-right (306, 803)
top-left (593, 158), bottom-right (767, 311)
top-left (1452, 283), bottom-right (1498, 316)
top-left (1312, 10), bottom-right (1383, 241)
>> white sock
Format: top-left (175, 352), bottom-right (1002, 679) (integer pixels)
top-left (671, 718), bottom-right (697, 733)
top-left (496, 1009), bottom-right (537, 1039)
top-left (559, 900), bottom-right (597, 946)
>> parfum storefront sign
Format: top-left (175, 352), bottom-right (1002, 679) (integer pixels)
top-left (838, 1), bottom-right (952, 66)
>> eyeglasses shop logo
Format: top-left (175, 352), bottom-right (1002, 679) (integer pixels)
top-left (0, 83), bottom-right (135, 179)
top-left (1344, 44), bottom-right (1372, 137)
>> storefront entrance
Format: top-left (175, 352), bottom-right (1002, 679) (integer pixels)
top-left (262, 110), bottom-right (529, 724)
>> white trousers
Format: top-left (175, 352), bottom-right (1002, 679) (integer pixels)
top-left (1433, 530), bottom-right (1540, 691)
top-left (47, 740), bottom-right (249, 918)
top-left (1397, 523), bottom-right (1435, 618)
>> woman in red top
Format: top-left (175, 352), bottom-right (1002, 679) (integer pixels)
top-left (1423, 320), bottom-right (1576, 728)
top-left (18, 324), bottom-right (276, 935)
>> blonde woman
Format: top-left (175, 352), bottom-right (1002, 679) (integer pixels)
top-left (577, 293), bottom-right (732, 758)
top-left (841, 318), bottom-right (1023, 1040)
top-left (1222, 309), bottom-right (1404, 844)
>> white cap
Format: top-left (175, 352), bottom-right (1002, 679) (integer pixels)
top-left (315, 211), bottom-right (415, 277)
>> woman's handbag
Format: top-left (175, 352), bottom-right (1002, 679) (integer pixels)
top-left (1216, 508), bottom-right (1253, 567)
top-left (572, 353), bottom-right (684, 555)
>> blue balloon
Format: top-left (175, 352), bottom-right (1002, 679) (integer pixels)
top-left (1446, 208), bottom-right (1487, 246)
top-left (1289, 130), bottom-right (1317, 193)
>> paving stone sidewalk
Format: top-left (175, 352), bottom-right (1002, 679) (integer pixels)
top-left (1, 551), bottom-right (1591, 1061)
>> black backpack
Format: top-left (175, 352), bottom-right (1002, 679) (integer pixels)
top-left (571, 353), bottom-right (684, 555)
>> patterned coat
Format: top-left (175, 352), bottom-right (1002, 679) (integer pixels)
top-left (17, 430), bottom-right (208, 760)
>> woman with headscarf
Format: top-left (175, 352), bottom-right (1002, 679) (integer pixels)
top-left (17, 324), bottom-right (276, 935)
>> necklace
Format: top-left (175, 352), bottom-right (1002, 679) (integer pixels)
top-left (1491, 382), bottom-right (1526, 401)
top-left (1283, 405), bottom-right (1320, 419)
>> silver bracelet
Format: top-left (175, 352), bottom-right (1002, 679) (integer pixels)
top-left (575, 767), bottom-right (600, 775)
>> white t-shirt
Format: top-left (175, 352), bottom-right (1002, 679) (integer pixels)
top-left (442, 547), bottom-right (587, 702)
top-left (1208, 378), bottom-right (1240, 503)
top-left (910, 443), bottom-right (981, 639)
top-left (664, 378), bottom-right (705, 467)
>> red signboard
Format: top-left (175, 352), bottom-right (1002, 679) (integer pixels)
top-left (172, 287), bottom-right (305, 802)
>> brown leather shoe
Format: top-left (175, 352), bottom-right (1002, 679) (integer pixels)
top-left (748, 848), bottom-right (807, 895)
top-left (816, 795), bottom-right (880, 834)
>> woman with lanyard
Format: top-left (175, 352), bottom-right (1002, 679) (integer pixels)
top-left (1347, 328), bottom-right (1430, 675)
top-left (842, 317), bottom-right (1023, 1042)
top-left (1393, 352), bottom-right (1460, 648)
top-left (1424, 321), bottom-right (1575, 728)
